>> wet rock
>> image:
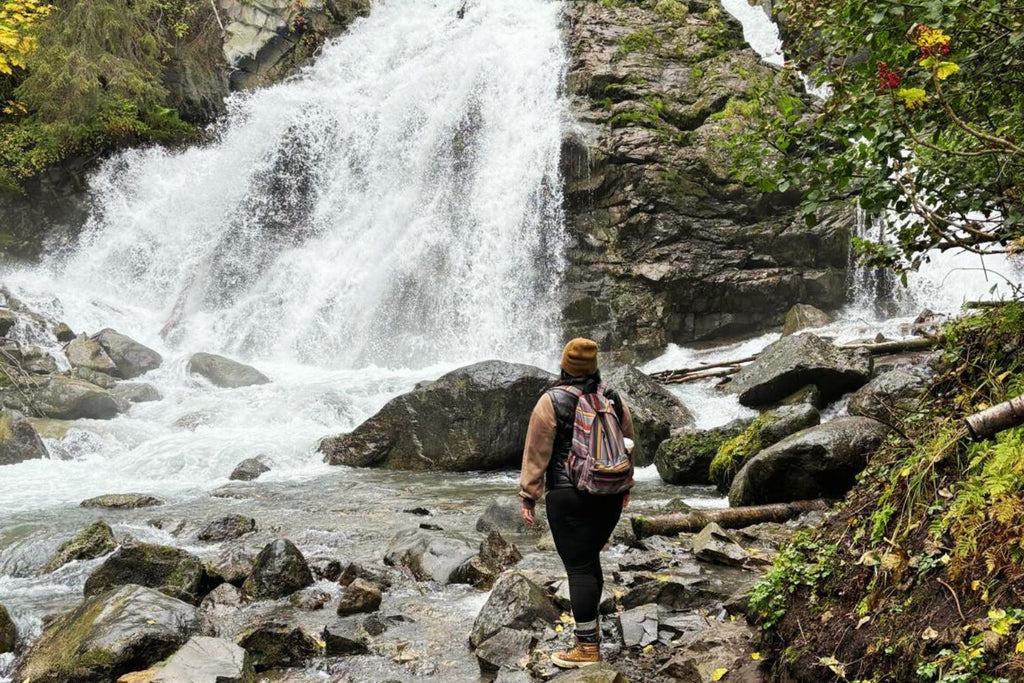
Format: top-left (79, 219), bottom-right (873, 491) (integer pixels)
top-left (759, 403), bottom-right (821, 443)
top-left (152, 636), bottom-right (254, 683)
top-left (620, 573), bottom-right (706, 611)
top-left (198, 514), bottom-right (257, 542)
top-left (53, 322), bottom-right (75, 343)
top-left (476, 627), bottom-right (533, 671)
top-left (242, 539), bottom-right (313, 600)
top-left (659, 612), bottom-right (709, 645)
top-left (453, 529), bottom-right (523, 589)
top-left (307, 556), bottom-right (342, 582)
top-left (781, 384), bottom-right (822, 407)
top-left (711, 404), bottom-right (820, 492)
top-left (288, 587), bottom-right (331, 611)
top-left (322, 617), bottom-right (370, 656)
top-left (319, 360), bottom-right (555, 470)
top-left (188, 352), bottom-right (270, 388)
top-left (659, 618), bottom-right (761, 682)
top-left (94, 328), bottom-right (163, 379)
top-left (601, 365), bottom-right (695, 466)
top-left (782, 303), bottom-right (832, 335)
top-left (404, 506), bottom-right (431, 515)
top-left (18, 584), bottom-right (198, 683)
top-left (654, 419), bottom-right (749, 485)
top-left (2, 343), bottom-right (58, 374)
top-left (384, 529), bottom-right (477, 584)
top-left (229, 455), bottom-right (271, 481)
top-left (198, 583), bottom-right (243, 636)
top-left (0, 409), bottom-right (48, 466)
top-left (336, 577), bottom-right (382, 616)
top-left (469, 570), bottom-right (560, 647)
top-left (729, 333), bottom-right (871, 407)
top-left (848, 366), bottom-right (930, 423)
top-left (111, 382), bottom-right (162, 405)
top-left (618, 602), bottom-right (659, 648)
top-left (495, 670), bottom-right (533, 683)
top-left (0, 310), bottom-right (15, 337)
top-left (337, 561), bottom-right (391, 589)
top-left (550, 664), bottom-right (628, 682)
top-left (729, 416), bottom-right (891, 506)
top-left (72, 365), bottom-right (118, 389)
top-left (236, 620), bottom-right (319, 671)
top-left (692, 523), bottom-right (749, 567)
top-left (81, 493), bottom-right (164, 509)
top-left (0, 602), bottom-right (15, 654)
top-left (65, 333), bottom-right (118, 374)
top-left (32, 375), bottom-right (121, 419)
top-left (477, 496), bottom-right (547, 534)
top-left (84, 542), bottom-right (207, 604)
top-left (212, 547), bottom-right (256, 586)
top-left (44, 519), bottom-right (117, 573)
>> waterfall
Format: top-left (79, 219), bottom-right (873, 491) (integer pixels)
top-left (21, 0), bottom-right (569, 370)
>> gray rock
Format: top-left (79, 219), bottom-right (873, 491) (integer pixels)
top-left (322, 617), bottom-right (370, 656)
top-left (0, 409), bottom-right (48, 466)
top-left (620, 574), bottom-right (706, 611)
top-left (601, 365), bottom-right (695, 466)
top-left (53, 322), bottom-right (75, 343)
top-left (212, 547), bottom-right (256, 587)
top-left (475, 627), bottom-right (533, 671)
top-left (94, 328), bottom-right (163, 378)
top-left (17, 584), bottom-right (197, 682)
top-left (81, 493), bottom-right (164, 509)
top-left (153, 636), bottom-right (254, 683)
top-left (469, 570), bottom-right (560, 647)
top-left (319, 360), bottom-right (555, 470)
top-left (759, 403), bottom-right (821, 443)
top-left (198, 583), bottom-right (244, 636)
top-left (229, 455), bottom-right (271, 481)
top-left (384, 529), bottom-right (477, 584)
top-left (0, 310), bottom-right (15, 337)
top-left (477, 496), bottom-right (547, 534)
top-left (235, 618), bottom-right (319, 670)
top-left (658, 618), bottom-right (761, 682)
top-left (550, 664), bottom-right (629, 682)
top-left (654, 419), bottom-right (750, 485)
top-left (32, 375), bottom-right (121, 419)
top-left (110, 382), bottom-right (162, 405)
top-left (84, 542), bottom-right (207, 604)
top-left (65, 334), bottom-right (117, 374)
top-left (336, 578), bottom-right (381, 616)
top-left (288, 587), bottom-right (331, 611)
top-left (729, 416), bottom-right (891, 506)
top-left (453, 529), bottom-right (523, 589)
top-left (619, 603), bottom-right (659, 648)
top-left (729, 333), bottom-right (871, 406)
top-left (242, 539), bottom-right (313, 600)
top-left (71, 365), bottom-right (117, 389)
top-left (44, 520), bottom-right (117, 573)
top-left (0, 602), bottom-right (15, 654)
top-left (848, 366), bottom-right (930, 423)
top-left (198, 514), bottom-right (257, 542)
top-left (495, 670), bottom-right (534, 683)
top-left (2, 343), bottom-right (58, 374)
top-left (188, 352), bottom-right (270, 388)
top-left (782, 303), bottom-right (832, 336)
top-left (692, 523), bottom-right (749, 567)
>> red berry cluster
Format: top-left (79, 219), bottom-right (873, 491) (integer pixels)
top-left (876, 61), bottom-right (902, 92)
top-left (920, 42), bottom-right (951, 59)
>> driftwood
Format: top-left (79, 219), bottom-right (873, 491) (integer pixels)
top-left (837, 336), bottom-right (941, 355)
top-left (966, 395), bottom-right (1024, 441)
top-left (631, 499), bottom-right (828, 539)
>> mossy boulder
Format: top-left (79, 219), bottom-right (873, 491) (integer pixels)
top-left (31, 376), bottom-right (121, 420)
top-left (80, 493), bottom-right (164, 509)
top-left (654, 420), bottom-right (749, 485)
top-left (847, 366), bottom-right (930, 423)
top-left (84, 543), bottom-right (207, 604)
top-left (17, 584), bottom-right (198, 683)
top-left (44, 520), bottom-right (117, 573)
top-left (241, 539), bottom-right (313, 600)
top-left (0, 602), bottom-right (15, 654)
top-left (0, 408), bottom-right (49, 466)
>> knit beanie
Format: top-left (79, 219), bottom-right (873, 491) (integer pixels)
top-left (560, 338), bottom-right (599, 377)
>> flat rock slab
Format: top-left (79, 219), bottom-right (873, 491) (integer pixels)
top-left (81, 493), bottom-right (164, 508)
top-left (692, 522), bottom-right (750, 567)
top-left (619, 603), bottom-right (659, 647)
top-left (188, 353), bottom-right (270, 388)
top-left (153, 636), bottom-right (254, 682)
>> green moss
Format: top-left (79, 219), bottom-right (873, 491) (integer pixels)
top-left (0, 412), bottom-right (12, 442)
top-left (618, 28), bottom-right (661, 57)
top-left (709, 416), bottom-right (765, 491)
top-left (653, 0), bottom-right (688, 20)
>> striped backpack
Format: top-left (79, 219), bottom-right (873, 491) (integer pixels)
top-left (559, 385), bottom-right (634, 495)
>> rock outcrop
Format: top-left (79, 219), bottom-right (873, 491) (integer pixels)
top-left (188, 353), bottom-right (270, 388)
top-left (562, 1), bottom-right (852, 358)
top-left (320, 361), bottom-right (555, 471)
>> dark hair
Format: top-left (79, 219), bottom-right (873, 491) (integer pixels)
top-left (554, 368), bottom-right (602, 388)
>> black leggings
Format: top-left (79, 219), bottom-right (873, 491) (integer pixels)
top-left (546, 487), bottom-right (624, 635)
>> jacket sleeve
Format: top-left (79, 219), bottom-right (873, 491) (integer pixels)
top-left (519, 393), bottom-right (556, 504)
top-left (620, 398), bottom-right (636, 441)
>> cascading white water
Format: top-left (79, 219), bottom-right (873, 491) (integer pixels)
top-left (0, 0), bottom-right (569, 514)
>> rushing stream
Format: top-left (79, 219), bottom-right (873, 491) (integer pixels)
top-left (0, 0), bottom-right (1021, 680)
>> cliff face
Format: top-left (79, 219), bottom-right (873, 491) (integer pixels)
top-left (561, 0), bottom-right (852, 358)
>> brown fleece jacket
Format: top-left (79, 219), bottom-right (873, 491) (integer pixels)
top-left (518, 392), bottom-right (635, 504)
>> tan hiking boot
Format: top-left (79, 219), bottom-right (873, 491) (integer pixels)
top-left (551, 641), bottom-right (601, 668)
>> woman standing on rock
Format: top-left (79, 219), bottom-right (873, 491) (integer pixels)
top-left (519, 337), bottom-right (635, 668)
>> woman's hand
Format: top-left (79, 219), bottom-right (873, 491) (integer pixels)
top-left (521, 501), bottom-right (536, 528)
top-left (623, 492), bottom-right (631, 510)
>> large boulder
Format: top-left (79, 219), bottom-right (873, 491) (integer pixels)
top-left (188, 353), bottom-right (270, 388)
top-left (782, 303), bottom-right (832, 336)
top-left (0, 409), bottom-right (48, 465)
top-left (94, 329), bottom-right (163, 379)
top-left (729, 416), bottom-right (891, 506)
top-left (602, 364), bottom-right (695, 466)
top-left (383, 529), bottom-right (477, 584)
top-left (84, 543), bottom-right (207, 604)
top-left (152, 636), bottom-right (254, 683)
top-left (65, 334), bottom-right (118, 374)
top-left (475, 627), bottom-right (534, 672)
top-left (320, 361), bottom-right (555, 471)
top-left (241, 539), bottom-right (313, 600)
top-left (18, 584), bottom-right (198, 683)
top-left (335, 578), bottom-right (382, 616)
top-left (44, 520), bottom-right (117, 573)
top-left (31, 376), bottom-right (121, 419)
top-left (654, 419), bottom-right (749, 485)
top-left (477, 496), bottom-right (548, 534)
top-left (229, 455), bottom-right (271, 481)
top-left (728, 333), bottom-right (871, 406)
top-left (0, 602), bottom-right (15, 654)
top-left (234, 618), bottom-right (320, 671)
top-left (469, 570), bottom-right (560, 648)
top-left (848, 366), bottom-right (930, 423)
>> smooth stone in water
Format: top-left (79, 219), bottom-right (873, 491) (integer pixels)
top-left (65, 333), bottom-right (117, 374)
top-left (44, 519), bottom-right (117, 573)
top-left (152, 635), bottom-right (254, 683)
top-left (198, 514), bottom-right (257, 542)
top-left (94, 328), bottom-right (163, 379)
top-left (81, 493), bottom-right (164, 509)
top-left (782, 303), bottom-right (831, 336)
top-left (229, 455), bottom-right (271, 481)
top-left (84, 542), bottom-right (207, 604)
top-left (242, 539), bottom-right (313, 600)
top-left (31, 375), bottom-right (121, 419)
top-left (477, 497), bottom-right (547, 534)
top-left (383, 529), bottom-right (476, 584)
top-left (336, 577), bottom-right (382, 615)
top-left (0, 409), bottom-right (48, 466)
top-left (188, 352), bottom-right (270, 388)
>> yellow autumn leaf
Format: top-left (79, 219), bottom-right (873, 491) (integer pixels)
top-left (559, 612), bottom-right (574, 624)
top-left (642, 644), bottom-right (655, 655)
top-left (751, 652), bottom-right (761, 660)
top-left (896, 88), bottom-right (928, 110)
top-left (555, 625), bottom-right (563, 633)
top-left (1015, 640), bottom-right (1024, 654)
top-left (972, 580), bottom-right (981, 591)
top-left (935, 62), bottom-right (960, 80)
top-left (989, 608), bottom-right (1007, 621)
top-left (711, 668), bottom-right (729, 681)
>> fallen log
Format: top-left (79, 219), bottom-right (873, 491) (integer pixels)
top-left (837, 336), bottom-right (941, 355)
top-left (658, 367), bottom-right (741, 385)
top-left (966, 395), bottom-right (1024, 441)
top-left (648, 355), bottom-right (758, 382)
top-left (631, 499), bottom-right (828, 539)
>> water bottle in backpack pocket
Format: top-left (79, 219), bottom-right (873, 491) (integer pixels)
top-left (558, 385), bottom-right (634, 495)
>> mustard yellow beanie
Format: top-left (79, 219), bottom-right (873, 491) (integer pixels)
top-left (560, 338), bottom-right (599, 377)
